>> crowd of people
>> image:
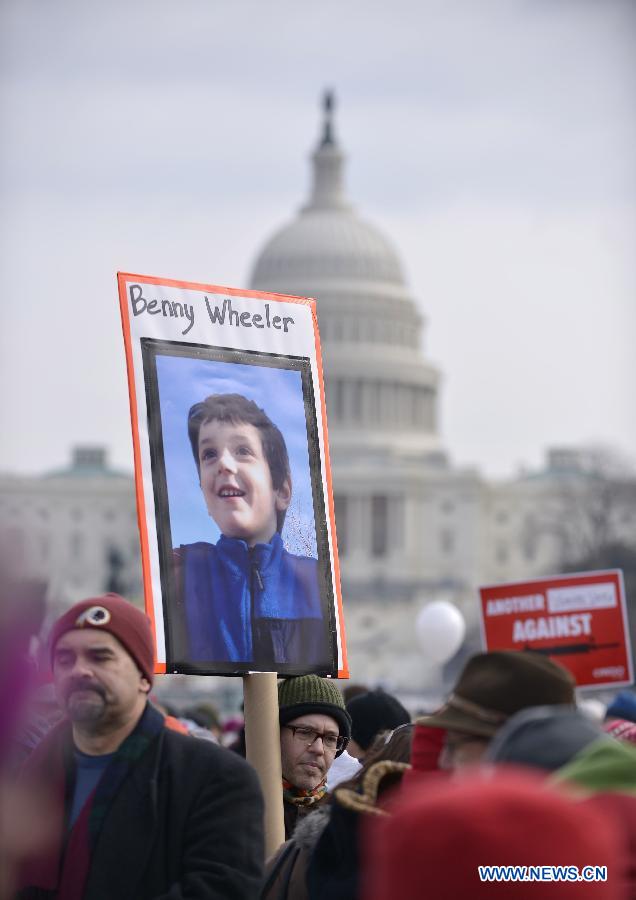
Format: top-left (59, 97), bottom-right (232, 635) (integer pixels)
top-left (3, 589), bottom-right (636, 898)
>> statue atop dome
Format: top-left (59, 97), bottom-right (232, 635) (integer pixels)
top-left (321, 89), bottom-right (335, 147)
top-left (305, 88), bottom-right (348, 212)
top-left (249, 91), bottom-right (408, 289)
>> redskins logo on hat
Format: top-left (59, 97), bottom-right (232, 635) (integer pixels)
top-left (75, 606), bottom-right (112, 627)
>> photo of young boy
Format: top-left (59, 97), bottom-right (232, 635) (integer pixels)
top-left (139, 339), bottom-right (337, 674)
top-left (172, 393), bottom-right (329, 668)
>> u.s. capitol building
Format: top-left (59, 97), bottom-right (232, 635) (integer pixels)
top-left (1, 96), bottom-right (633, 691)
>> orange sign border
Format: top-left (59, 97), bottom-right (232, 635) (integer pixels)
top-left (117, 271), bottom-right (349, 678)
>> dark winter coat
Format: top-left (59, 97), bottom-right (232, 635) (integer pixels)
top-left (263, 761), bottom-right (409, 900)
top-left (19, 719), bottom-right (265, 900)
top-left (262, 807), bottom-right (329, 900)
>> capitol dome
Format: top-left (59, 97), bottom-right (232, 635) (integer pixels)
top-left (251, 195), bottom-right (406, 292)
top-left (248, 94), bottom-right (447, 610)
top-left (251, 210), bottom-right (405, 286)
top-left (250, 95), bottom-right (406, 292)
top-left (249, 93), bottom-right (444, 466)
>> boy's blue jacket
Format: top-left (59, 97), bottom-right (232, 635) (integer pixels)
top-left (173, 532), bottom-right (330, 667)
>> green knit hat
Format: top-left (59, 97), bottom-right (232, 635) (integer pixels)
top-left (278, 675), bottom-right (352, 753)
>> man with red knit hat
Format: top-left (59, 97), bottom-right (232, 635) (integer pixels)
top-left (18, 593), bottom-right (264, 900)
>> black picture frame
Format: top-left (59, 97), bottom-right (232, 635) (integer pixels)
top-left (140, 337), bottom-right (338, 676)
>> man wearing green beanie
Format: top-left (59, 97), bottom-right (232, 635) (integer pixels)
top-left (278, 674), bottom-right (351, 838)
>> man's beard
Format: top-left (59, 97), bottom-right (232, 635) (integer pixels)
top-left (64, 679), bottom-right (108, 725)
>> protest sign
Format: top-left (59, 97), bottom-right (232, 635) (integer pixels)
top-left (479, 570), bottom-right (632, 689)
top-left (117, 272), bottom-right (347, 678)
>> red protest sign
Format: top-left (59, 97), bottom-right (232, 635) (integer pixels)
top-left (479, 570), bottom-right (633, 689)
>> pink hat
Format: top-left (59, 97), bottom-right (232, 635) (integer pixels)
top-left (364, 769), bottom-right (626, 899)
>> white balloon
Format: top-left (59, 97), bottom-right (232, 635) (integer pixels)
top-left (416, 601), bottom-right (466, 664)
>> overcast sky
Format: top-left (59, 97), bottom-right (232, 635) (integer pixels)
top-left (1, 0), bottom-right (634, 479)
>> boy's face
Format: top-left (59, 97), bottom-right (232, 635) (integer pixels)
top-left (198, 418), bottom-right (291, 546)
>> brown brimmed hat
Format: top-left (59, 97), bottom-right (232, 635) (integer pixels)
top-left (417, 651), bottom-right (575, 738)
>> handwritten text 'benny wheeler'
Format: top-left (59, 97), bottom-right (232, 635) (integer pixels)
top-left (129, 284), bottom-right (296, 336)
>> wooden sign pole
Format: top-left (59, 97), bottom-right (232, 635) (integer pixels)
top-left (243, 672), bottom-right (285, 858)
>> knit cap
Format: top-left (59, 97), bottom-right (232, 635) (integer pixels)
top-left (347, 690), bottom-right (410, 751)
top-left (278, 675), bottom-right (351, 751)
top-left (485, 705), bottom-right (605, 772)
top-left (606, 690), bottom-right (636, 725)
top-left (49, 593), bottom-right (155, 685)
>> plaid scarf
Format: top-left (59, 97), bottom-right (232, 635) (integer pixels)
top-left (282, 777), bottom-right (328, 807)
top-left (20, 702), bottom-right (164, 899)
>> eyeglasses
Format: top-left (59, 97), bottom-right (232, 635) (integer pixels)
top-left (284, 724), bottom-right (348, 754)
